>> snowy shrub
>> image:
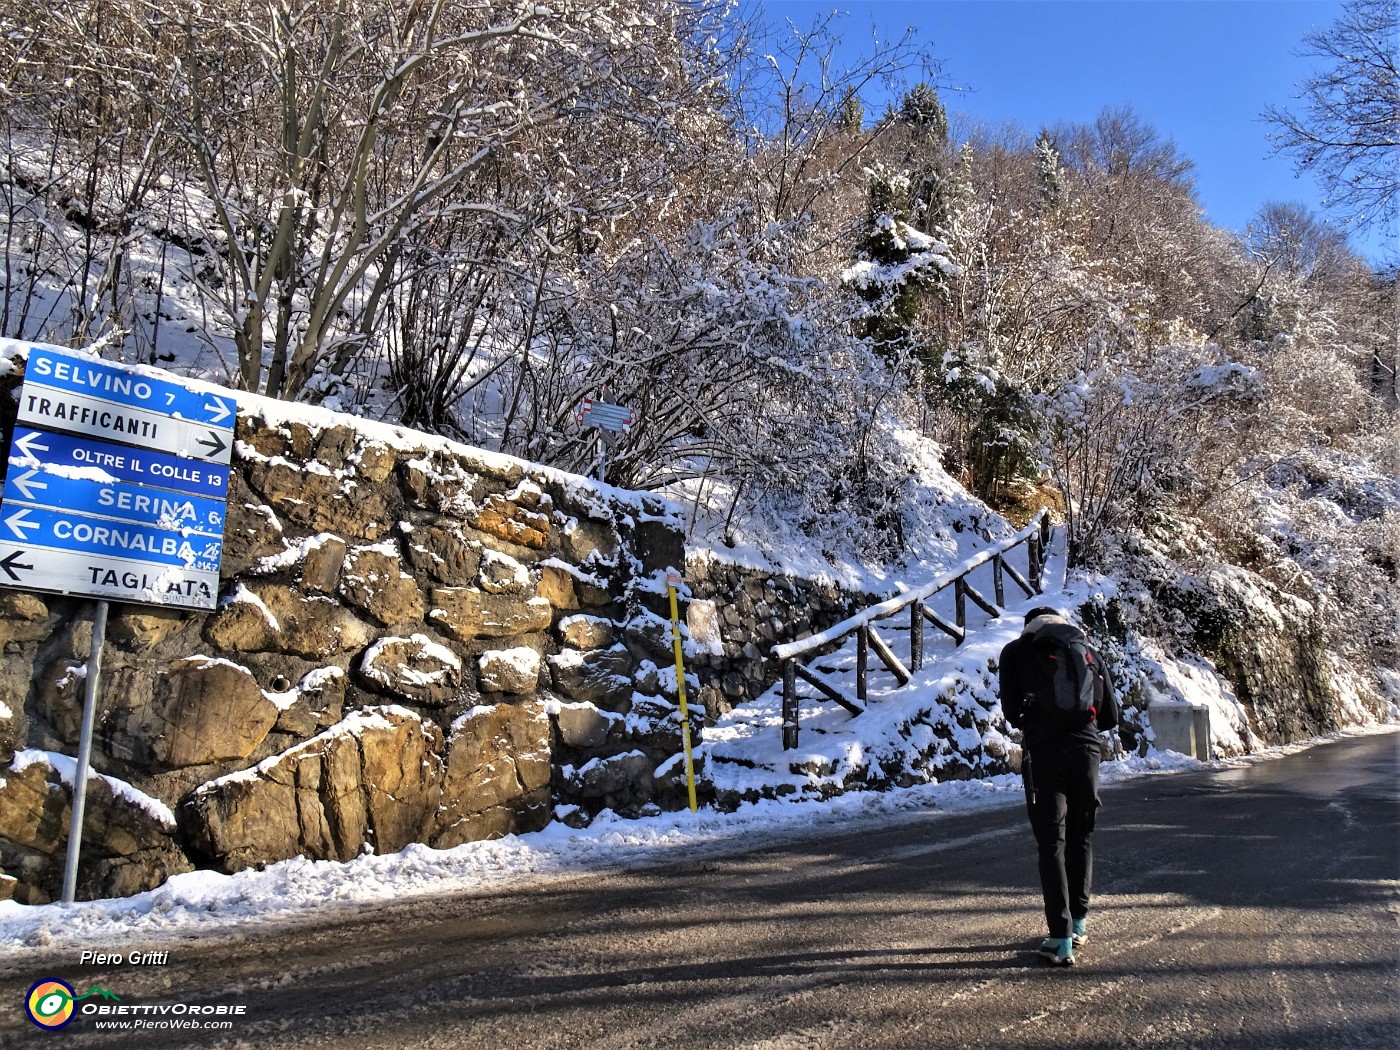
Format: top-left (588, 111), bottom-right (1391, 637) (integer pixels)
top-left (1039, 331), bottom-right (1265, 566)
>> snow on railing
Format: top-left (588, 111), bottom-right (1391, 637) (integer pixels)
top-left (772, 509), bottom-right (1052, 749)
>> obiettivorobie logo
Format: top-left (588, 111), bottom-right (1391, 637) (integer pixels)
top-left (25, 980), bottom-right (120, 1030)
top-left (23, 977), bottom-right (246, 1032)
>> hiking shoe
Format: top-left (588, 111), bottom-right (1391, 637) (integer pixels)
top-left (1071, 917), bottom-right (1088, 946)
top-left (1038, 937), bottom-right (1075, 966)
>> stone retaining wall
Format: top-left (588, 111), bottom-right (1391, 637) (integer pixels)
top-left (0, 355), bottom-right (708, 903)
top-left (682, 554), bottom-right (881, 720)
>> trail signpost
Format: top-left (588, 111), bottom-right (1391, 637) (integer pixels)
top-left (0, 339), bottom-right (236, 902)
top-left (577, 396), bottom-right (635, 481)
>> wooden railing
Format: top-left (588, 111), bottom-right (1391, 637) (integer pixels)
top-left (771, 509), bottom-right (1052, 750)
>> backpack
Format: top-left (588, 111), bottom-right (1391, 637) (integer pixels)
top-left (1030, 622), bottom-right (1102, 730)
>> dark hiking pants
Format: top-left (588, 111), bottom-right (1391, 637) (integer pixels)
top-left (1023, 739), bottom-right (1102, 939)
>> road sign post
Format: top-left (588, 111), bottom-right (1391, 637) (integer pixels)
top-left (0, 339), bottom-right (237, 903)
top-left (61, 599), bottom-right (107, 905)
top-left (0, 343), bottom-right (233, 610)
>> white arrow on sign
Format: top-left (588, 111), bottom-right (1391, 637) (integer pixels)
top-left (204, 397), bottom-right (232, 425)
top-left (12, 431), bottom-right (50, 460)
top-left (9, 469), bottom-right (48, 502)
top-left (5, 508), bottom-right (37, 541)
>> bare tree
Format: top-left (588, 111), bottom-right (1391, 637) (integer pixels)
top-left (0, 2), bottom-right (177, 351)
top-left (1041, 331), bottom-right (1266, 566)
top-left (121, 0), bottom-right (721, 401)
top-left (1265, 0), bottom-right (1399, 236)
top-left (1249, 201), bottom-right (1356, 283)
top-left (723, 9), bottom-right (926, 261)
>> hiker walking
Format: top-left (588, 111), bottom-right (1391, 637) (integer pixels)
top-left (999, 606), bottom-right (1120, 966)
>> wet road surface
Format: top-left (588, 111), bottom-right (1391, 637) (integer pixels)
top-left (2, 730), bottom-right (1396, 1049)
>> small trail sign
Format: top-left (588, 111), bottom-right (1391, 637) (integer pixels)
top-left (578, 398), bottom-right (636, 433)
top-left (577, 396), bottom-right (636, 481)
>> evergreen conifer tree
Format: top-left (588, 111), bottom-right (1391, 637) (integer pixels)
top-left (900, 82), bottom-right (949, 146)
top-left (856, 167), bottom-right (922, 354)
top-left (834, 88), bottom-right (864, 132)
top-left (1035, 130), bottom-right (1064, 210)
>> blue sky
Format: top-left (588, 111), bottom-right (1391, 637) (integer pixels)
top-left (757, 0), bottom-right (1389, 265)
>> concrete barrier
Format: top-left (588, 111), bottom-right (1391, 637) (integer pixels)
top-left (1150, 700), bottom-right (1211, 760)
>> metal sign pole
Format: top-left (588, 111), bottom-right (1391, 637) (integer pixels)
top-left (595, 385), bottom-right (606, 482)
top-left (578, 395), bottom-right (634, 484)
top-left (61, 599), bottom-right (109, 904)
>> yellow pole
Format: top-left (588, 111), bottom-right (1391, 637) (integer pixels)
top-left (666, 569), bottom-right (699, 812)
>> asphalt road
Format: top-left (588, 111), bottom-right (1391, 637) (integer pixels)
top-left (3, 730), bottom-right (1397, 1050)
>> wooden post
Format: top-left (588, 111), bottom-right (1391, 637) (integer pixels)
top-left (954, 578), bottom-right (967, 632)
top-left (782, 661), bottom-right (798, 750)
top-left (856, 625), bottom-right (869, 703)
top-left (993, 555), bottom-right (1005, 609)
top-left (868, 627), bottom-right (911, 685)
top-left (1028, 534), bottom-right (1042, 592)
top-left (910, 601), bottom-right (924, 672)
top-left (1040, 514), bottom-right (1054, 590)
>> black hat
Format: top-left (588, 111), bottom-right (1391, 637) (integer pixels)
top-left (1024, 606), bottom-right (1061, 622)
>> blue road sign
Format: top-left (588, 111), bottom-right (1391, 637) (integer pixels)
top-left (0, 503), bottom-right (221, 571)
top-left (22, 344), bottom-right (235, 430)
top-left (8, 428), bottom-right (229, 499)
top-left (0, 341), bottom-right (235, 609)
top-left (17, 345), bottom-right (234, 463)
top-left (3, 470), bottom-right (227, 534)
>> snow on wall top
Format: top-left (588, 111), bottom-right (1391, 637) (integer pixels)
top-left (10, 749), bottom-right (177, 829)
top-left (0, 337), bottom-right (684, 527)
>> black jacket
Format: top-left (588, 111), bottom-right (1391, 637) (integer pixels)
top-left (1000, 614), bottom-right (1118, 751)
